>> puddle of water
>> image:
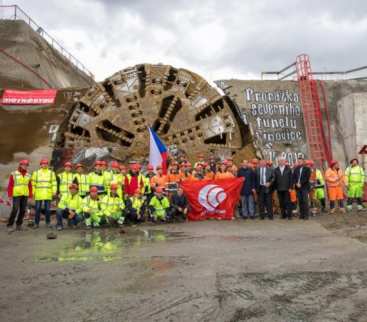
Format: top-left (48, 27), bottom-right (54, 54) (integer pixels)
top-left (35, 229), bottom-right (191, 263)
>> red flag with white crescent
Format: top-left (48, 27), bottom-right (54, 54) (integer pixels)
top-left (181, 178), bottom-right (244, 221)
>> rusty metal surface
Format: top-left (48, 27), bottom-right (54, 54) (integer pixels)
top-left (56, 64), bottom-right (250, 162)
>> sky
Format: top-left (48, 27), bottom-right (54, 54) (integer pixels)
top-left (2, 0), bottom-right (367, 82)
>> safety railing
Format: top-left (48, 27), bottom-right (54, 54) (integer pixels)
top-left (261, 59), bottom-right (367, 81)
top-left (0, 5), bottom-right (95, 81)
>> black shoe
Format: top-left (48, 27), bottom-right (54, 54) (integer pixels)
top-left (269, 216), bottom-right (274, 220)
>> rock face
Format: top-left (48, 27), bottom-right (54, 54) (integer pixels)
top-left (54, 64), bottom-right (254, 164)
top-left (0, 20), bottom-right (94, 89)
top-left (217, 79), bottom-right (367, 168)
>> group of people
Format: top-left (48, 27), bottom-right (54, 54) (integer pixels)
top-left (5, 153), bottom-right (365, 232)
top-left (6, 159), bottom-right (189, 232)
top-left (237, 157), bottom-right (365, 221)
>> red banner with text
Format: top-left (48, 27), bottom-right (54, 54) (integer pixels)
top-left (181, 178), bottom-right (244, 221)
top-left (0, 89), bottom-right (57, 106)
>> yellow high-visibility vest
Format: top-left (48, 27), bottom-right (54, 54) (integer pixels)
top-left (12, 170), bottom-right (31, 197)
top-left (31, 168), bottom-right (57, 201)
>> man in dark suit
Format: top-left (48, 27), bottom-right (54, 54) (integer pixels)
top-left (292, 157), bottom-right (311, 220)
top-left (256, 159), bottom-right (275, 220)
top-left (274, 158), bottom-right (293, 219)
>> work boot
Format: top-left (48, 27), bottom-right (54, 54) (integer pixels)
top-left (339, 208), bottom-right (346, 214)
top-left (15, 225), bottom-right (24, 231)
top-left (346, 205), bottom-right (353, 212)
top-left (329, 208), bottom-right (335, 215)
top-left (357, 205), bottom-right (364, 212)
top-left (33, 224), bottom-right (39, 229)
top-left (56, 226), bottom-right (63, 231)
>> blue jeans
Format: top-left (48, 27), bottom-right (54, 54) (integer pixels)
top-left (56, 208), bottom-right (81, 228)
top-left (240, 194), bottom-right (255, 218)
top-left (34, 200), bottom-right (51, 225)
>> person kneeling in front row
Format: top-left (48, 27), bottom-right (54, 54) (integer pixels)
top-left (82, 186), bottom-right (103, 228)
top-left (149, 187), bottom-right (171, 222)
top-left (100, 183), bottom-right (125, 227)
top-left (170, 187), bottom-right (189, 222)
top-left (56, 184), bottom-right (83, 230)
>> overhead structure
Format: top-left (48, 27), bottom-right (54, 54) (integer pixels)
top-left (55, 64), bottom-right (249, 162)
top-left (296, 54), bottom-right (332, 166)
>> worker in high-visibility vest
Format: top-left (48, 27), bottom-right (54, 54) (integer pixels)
top-left (31, 159), bottom-right (57, 228)
top-left (82, 186), bottom-right (103, 228)
top-left (126, 190), bottom-right (146, 223)
top-left (73, 163), bottom-right (89, 197)
top-left (57, 161), bottom-right (74, 198)
top-left (345, 158), bottom-right (365, 211)
top-left (314, 166), bottom-right (326, 213)
top-left (149, 186), bottom-right (170, 222)
top-left (100, 183), bottom-right (125, 226)
top-left (6, 159), bottom-right (32, 232)
top-left (105, 161), bottom-right (121, 196)
top-left (56, 183), bottom-right (83, 230)
top-left (102, 160), bottom-right (113, 194)
top-left (307, 160), bottom-right (326, 214)
top-left (88, 160), bottom-right (105, 195)
top-left (150, 165), bottom-right (168, 190)
top-left (325, 160), bottom-right (345, 214)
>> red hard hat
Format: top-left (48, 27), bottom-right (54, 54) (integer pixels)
top-left (305, 159), bottom-right (314, 166)
top-left (76, 163), bottom-right (83, 168)
top-left (95, 160), bottom-right (102, 166)
top-left (330, 160), bottom-right (338, 167)
top-left (19, 159), bottom-right (29, 166)
top-left (40, 159), bottom-right (48, 165)
top-left (100, 160), bottom-right (107, 166)
top-left (156, 187), bottom-right (164, 193)
top-left (110, 183), bottom-right (118, 190)
top-left (130, 163), bottom-right (139, 171)
top-left (69, 183), bottom-right (78, 190)
top-left (64, 161), bottom-right (72, 168)
top-left (119, 164), bottom-right (126, 170)
top-left (111, 161), bottom-right (119, 169)
top-left (147, 165), bottom-right (154, 170)
top-left (156, 165), bottom-right (162, 170)
top-left (90, 186), bottom-right (98, 193)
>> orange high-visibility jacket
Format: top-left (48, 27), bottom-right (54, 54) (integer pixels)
top-left (325, 168), bottom-right (344, 188)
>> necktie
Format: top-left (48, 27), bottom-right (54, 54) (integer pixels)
top-left (298, 167), bottom-right (303, 185)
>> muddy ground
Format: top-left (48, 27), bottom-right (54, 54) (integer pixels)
top-left (1, 212), bottom-right (367, 322)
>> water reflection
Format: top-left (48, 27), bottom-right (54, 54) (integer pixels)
top-left (36, 229), bottom-right (187, 263)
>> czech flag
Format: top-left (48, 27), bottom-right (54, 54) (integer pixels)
top-left (148, 128), bottom-right (168, 174)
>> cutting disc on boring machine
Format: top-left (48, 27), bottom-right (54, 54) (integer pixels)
top-left (57, 64), bottom-right (247, 161)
